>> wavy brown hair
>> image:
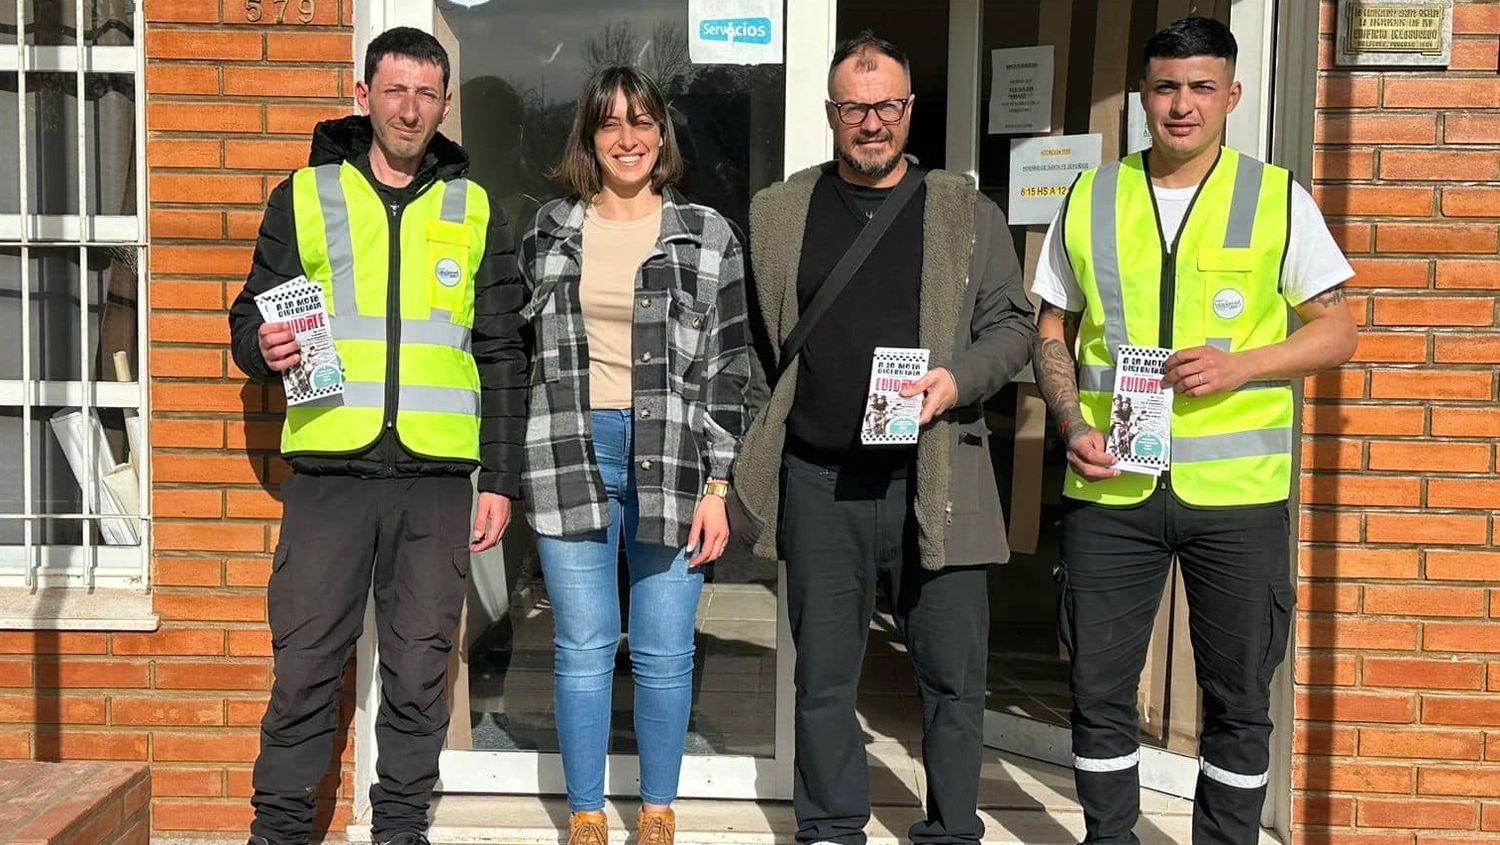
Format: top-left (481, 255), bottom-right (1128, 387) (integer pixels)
top-left (551, 65), bottom-right (684, 200)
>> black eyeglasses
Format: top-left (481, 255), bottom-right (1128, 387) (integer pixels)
top-left (826, 96), bottom-right (912, 126)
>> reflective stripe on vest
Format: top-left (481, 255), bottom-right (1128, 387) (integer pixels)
top-left (313, 165), bottom-right (475, 357)
top-left (301, 382), bottom-right (481, 416)
top-left (1063, 148), bottom-right (1294, 507)
top-left (282, 161), bottom-right (487, 461)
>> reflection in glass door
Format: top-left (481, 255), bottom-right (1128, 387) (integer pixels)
top-left (829, 0), bottom-right (1209, 801)
top-left (971, 0), bottom-right (1247, 800)
top-left (428, 0), bottom-right (788, 798)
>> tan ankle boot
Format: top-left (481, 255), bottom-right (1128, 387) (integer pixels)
top-left (637, 807), bottom-right (675, 845)
top-left (568, 810), bottom-right (609, 845)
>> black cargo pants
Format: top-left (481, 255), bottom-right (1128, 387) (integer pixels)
top-left (250, 473), bottom-right (473, 844)
top-left (780, 452), bottom-right (990, 845)
top-left (1058, 486), bottom-right (1292, 845)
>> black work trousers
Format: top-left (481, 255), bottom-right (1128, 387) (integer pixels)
top-left (780, 452), bottom-right (990, 845)
top-left (1059, 486), bottom-right (1292, 845)
top-left (250, 473), bottom-right (472, 844)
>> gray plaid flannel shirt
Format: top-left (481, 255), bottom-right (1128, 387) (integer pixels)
top-left (518, 188), bottom-right (750, 548)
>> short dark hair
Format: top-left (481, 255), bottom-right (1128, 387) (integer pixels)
top-left (1142, 16), bottom-right (1238, 77)
top-left (828, 30), bottom-right (912, 91)
top-left (365, 26), bottom-right (451, 91)
top-left (551, 65), bottom-right (684, 200)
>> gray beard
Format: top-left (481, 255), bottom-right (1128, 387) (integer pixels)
top-left (839, 144), bottom-right (902, 181)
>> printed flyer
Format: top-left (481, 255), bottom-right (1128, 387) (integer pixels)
top-left (1105, 345), bottom-right (1173, 476)
top-left (254, 276), bottom-right (345, 406)
top-left (861, 347), bottom-right (929, 446)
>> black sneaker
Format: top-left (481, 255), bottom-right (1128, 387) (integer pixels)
top-left (246, 838), bottom-right (272, 845)
top-left (378, 834), bottom-right (432, 845)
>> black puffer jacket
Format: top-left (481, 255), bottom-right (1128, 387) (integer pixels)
top-left (227, 116), bottom-right (528, 497)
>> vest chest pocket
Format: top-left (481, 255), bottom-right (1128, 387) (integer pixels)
top-left (1198, 247), bottom-right (1277, 348)
top-left (426, 220), bottom-right (473, 324)
top-left (667, 290), bottom-right (709, 400)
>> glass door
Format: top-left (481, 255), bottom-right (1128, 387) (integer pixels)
top-left (423, 0), bottom-right (793, 800)
top-left (966, 0), bottom-right (1280, 802)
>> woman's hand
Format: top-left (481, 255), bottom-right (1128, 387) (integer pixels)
top-left (687, 494), bottom-right (730, 567)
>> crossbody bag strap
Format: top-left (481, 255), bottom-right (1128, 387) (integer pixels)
top-left (777, 165), bottom-right (924, 380)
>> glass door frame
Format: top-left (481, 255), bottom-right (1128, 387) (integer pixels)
top-left (942, 0), bottom-right (1294, 830)
top-left (349, 0), bottom-right (843, 816)
top-left (349, 0), bottom-right (1293, 831)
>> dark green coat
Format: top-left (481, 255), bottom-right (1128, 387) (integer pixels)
top-left (733, 162), bottom-right (1037, 569)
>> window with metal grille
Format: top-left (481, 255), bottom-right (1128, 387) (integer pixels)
top-left (0, 0), bottom-right (148, 592)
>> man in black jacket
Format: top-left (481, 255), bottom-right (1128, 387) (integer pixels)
top-left (227, 28), bottom-right (526, 845)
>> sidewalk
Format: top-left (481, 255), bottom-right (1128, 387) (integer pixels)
top-left (342, 751), bottom-right (1282, 844)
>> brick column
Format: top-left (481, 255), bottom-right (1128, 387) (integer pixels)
top-left (1297, 1), bottom-right (1500, 841)
top-left (142, 0), bottom-right (356, 835)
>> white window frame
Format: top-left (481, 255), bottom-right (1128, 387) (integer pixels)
top-left (0, 0), bottom-right (154, 624)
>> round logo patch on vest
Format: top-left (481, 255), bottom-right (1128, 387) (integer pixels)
top-left (435, 258), bottom-right (462, 288)
top-left (1212, 288), bottom-right (1246, 320)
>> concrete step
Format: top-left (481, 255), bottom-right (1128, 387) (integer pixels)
top-left (0, 761), bottom-right (150, 845)
top-left (347, 794), bottom-right (1280, 845)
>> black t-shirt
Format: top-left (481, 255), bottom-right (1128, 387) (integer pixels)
top-left (786, 167), bottom-right (925, 465)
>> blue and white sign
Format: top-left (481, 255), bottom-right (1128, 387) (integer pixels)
top-left (689, 0), bottom-right (784, 65)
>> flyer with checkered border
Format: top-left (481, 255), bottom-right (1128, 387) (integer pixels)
top-left (1106, 345), bottom-right (1173, 476)
top-left (861, 347), bottom-right (929, 446)
top-left (254, 276), bottom-right (345, 406)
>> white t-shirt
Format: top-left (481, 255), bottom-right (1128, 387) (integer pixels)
top-left (1030, 179), bottom-right (1355, 312)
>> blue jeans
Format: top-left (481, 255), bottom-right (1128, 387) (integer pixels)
top-left (536, 409), bottom-right (705, 811)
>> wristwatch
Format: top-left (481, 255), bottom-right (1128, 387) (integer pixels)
top-left (703, 479), bottom-right (730, 498)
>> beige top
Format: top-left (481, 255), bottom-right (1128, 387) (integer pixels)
top-left (580, 204), bottom-right (662, 409)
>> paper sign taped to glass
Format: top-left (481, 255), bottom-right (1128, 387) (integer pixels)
top-left (862, 347), bottom-right (929, 447)
top-left (1008, 133), bottom-right (1102, 225)
top-left (1106, 345), bottom-right (1173, 476)
top-left (987, 46), bottom-right (1054, 135)
top-left (255, 276), bottom-right (346, 406)
top-left (688, 0), bottom-right (783, 64)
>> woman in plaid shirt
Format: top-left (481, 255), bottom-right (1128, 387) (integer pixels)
top-left (516, 66), bottom-right (751, 845)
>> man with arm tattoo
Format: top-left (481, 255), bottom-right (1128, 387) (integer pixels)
top-left (1032, 304), bottom-right (1119, 483)
top-left (1030, 18), bottom-right (1358, 845)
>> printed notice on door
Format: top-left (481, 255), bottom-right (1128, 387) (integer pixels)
top-left (1336, 0), bottom-right (1452, 66)
top-left (1008, 134), bottom-right (1102, 226)
top-left (689, 0), bottom-right (783, 65)
top-left (1125, 97), bottom-right (1153, 155)
top-left (987, 46), bottom-right (1053, 135)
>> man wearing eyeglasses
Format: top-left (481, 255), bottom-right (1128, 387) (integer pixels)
top-left (731, 31), bottom-right (1036, 845)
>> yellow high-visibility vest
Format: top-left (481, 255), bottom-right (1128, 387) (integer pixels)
top-left (282, 161), bottom-right (489, 462)
top-left (1062, 147), bottom-right (1294, 506)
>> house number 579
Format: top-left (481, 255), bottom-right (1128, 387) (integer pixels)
top-left (245, 0), bottom-right (316, 24)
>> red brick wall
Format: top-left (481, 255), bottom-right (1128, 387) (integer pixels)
top-left (10, 1), bottom-right (1500, 841)
top-left (2, 0), bottom-right (361, 837)
top-left (1297, 1), bottom-right (1500, 841)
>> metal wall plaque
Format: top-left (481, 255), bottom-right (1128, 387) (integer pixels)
top-left (1336, 0), bottom-right (1453, 66)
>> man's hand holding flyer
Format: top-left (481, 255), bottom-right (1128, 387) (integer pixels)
top-left (255, 276), bottom-right (345, 406)
top-left (1106, 345), bottom-right (1172, 476)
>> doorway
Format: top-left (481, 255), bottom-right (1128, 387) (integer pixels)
top-left (350, 0), bottom-right (1290, 829)
top-left (425, 0), bottom-right (790, 800)
top-left (840, 0), bottom-right (1270, 804)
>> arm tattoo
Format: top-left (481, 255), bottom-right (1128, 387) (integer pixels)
top-left (1309, 286), bottom-right (1347, 308)
top-left (1032, 304), bottom-right (1088, 443)
top-left (1039, 302), bottom-right (1082, 333)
